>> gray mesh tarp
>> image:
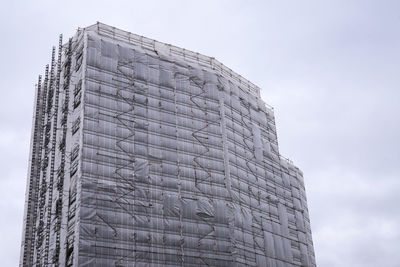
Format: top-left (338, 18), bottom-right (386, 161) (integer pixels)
top-left (75, 24), bottom-right (315, 267)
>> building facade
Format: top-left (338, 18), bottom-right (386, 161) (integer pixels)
top-left (20, 22), bottom-right (316, 266)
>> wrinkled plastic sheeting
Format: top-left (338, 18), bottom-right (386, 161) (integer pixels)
top-left (77, 28), bottom-right (316, 266)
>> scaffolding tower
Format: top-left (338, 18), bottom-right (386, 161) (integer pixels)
top-left (20, 22), bottom-right (316, 267)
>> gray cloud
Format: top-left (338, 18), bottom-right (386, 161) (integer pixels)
top-left (1, 1), bottom-right (399, 266)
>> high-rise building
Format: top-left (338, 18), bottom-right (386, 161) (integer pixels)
top-left (20, 22), bottom-right (316, 267)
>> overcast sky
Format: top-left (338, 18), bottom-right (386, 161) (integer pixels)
top-left (1, 1), bottom-right (399, 266)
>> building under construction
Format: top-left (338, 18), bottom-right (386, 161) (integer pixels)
top-left (20, 22), bottom-right (316, 266)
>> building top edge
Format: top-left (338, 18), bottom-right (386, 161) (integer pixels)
top-left (82, 22), bottom-right (268, 101)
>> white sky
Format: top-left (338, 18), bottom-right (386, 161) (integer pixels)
top-left (0, 1), bottom-right (399, 266)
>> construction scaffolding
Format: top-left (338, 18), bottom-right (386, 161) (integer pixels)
top-left (20, 22), bottom-right (316, 267)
